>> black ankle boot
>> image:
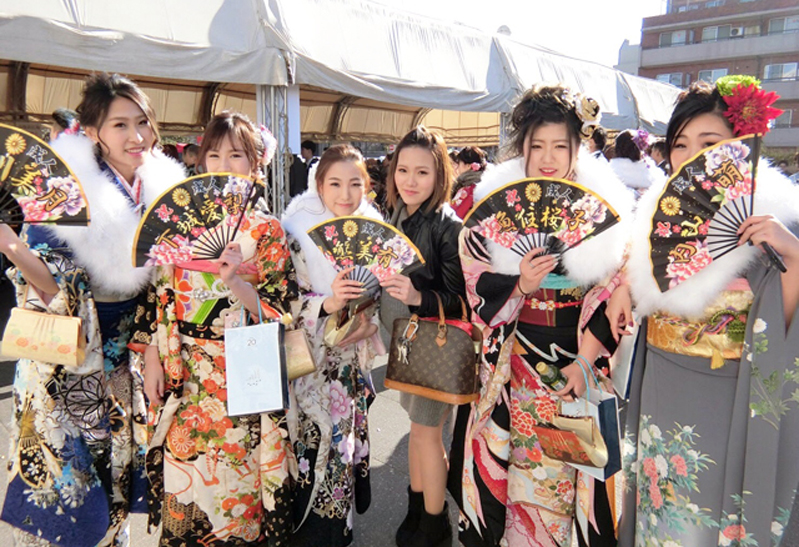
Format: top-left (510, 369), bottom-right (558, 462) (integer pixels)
top-left (407, 502), bottom-right (452, 547)
top-left (396, 487), bottom-right (424, 546)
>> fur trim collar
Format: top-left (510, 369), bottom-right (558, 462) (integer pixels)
top-left (282, 189), bottom-right (383, 294)
top-left (628, 163), bottom-right (799, 318)
top-left (47, 134), bottom-right (185, 299)
top-left (472, 151), bottom-right (634, 286)
top-left (610, 157), bottom-right (665, 190)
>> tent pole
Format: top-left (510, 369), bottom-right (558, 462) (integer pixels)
top-left (257, 84), bottom-right (290, 216)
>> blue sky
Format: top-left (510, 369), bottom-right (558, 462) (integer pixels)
top-left (371, 0), bottom-right (667, 68)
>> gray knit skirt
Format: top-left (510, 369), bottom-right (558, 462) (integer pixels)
top-left (399, 392), bottom-right (452, 427)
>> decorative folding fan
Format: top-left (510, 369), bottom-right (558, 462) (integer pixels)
top-left (463, 177), bottom-right (620, 259)
top-left (133, 173), bottom-right (259, 267)
top-left (648, 134), bottom-right (780, 292)
top-left (306, 216), bottom-right (425, 298)
top-left (0, 123), bottom-right (89, 225)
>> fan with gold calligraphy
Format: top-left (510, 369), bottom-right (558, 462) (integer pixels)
top-left (133, 173), bottom-right (260, 267)
top-left (463, 177), bottom-right (620, 264)
top-left (306, 216), bottom-right (425, 298)
top-left (0, 123), bottom-right (89, 225)
top-left (648, 134), bottom-right (784, 293)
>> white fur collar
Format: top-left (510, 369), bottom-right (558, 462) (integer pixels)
top-left (281, 189), bottom-right (383, 294)
top-left (628, 164), bottom-right (799, 319)
top-left (46, 134), bottom-right (186, 299)
top-left (472, 151), bottom-right (634, 287)
top-left (610, 157), bottom-right (665, 190)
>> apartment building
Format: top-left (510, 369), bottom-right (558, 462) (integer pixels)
top-left (638, 0), bottom-right (798, 149)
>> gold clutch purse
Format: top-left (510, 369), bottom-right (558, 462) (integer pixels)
top-left (2, 306), bottom-right (86, 366)
top-left (285, 328), bottom-right (316, 380)
top-left (323, 296), bottom-right (376, 347)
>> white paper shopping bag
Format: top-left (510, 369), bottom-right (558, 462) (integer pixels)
top-left (224, 320), bottom-right (288, 416)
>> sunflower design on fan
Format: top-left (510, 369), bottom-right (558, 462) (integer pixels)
top-left (307, 216), bottom-right (426, 298)
top-left (463, 177), bottom-right (620, 260)
top-left (133, 173), bottom-right (260, 267)
top-left (0, 123), bottom-right (90, 226)
top-left (648, 135), bottom-right (764, 292)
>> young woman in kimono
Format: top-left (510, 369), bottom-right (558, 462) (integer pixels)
top-left (0, 73), bottom-right (185, 546)
top-left (379, 126), bottom-right (466, 547)
top-left (280, 144), bottom-right (384, 546)
top-left (142, 111), bottom-right (298, 546)
top-left (448, 84), bottom-right (634, 547)
top-left (616, 79), bottom-right (799, 547)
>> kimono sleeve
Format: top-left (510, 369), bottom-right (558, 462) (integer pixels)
top-left (459, 228), bottom-right (525, 328)
top-left (253, 216), bottom-right (299, 316)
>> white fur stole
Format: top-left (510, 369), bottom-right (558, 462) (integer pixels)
top-left (472, 151), bottom-right (634, 287)
top-left (610, 157), bottom-right (665, 191)
top-left (46, 134), bottom-right (186, 299)
top-left (628, 163), bottom-right (799, 318)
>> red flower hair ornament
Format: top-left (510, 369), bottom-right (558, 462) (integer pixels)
top-left (716, 75), bottom-right (783, 136)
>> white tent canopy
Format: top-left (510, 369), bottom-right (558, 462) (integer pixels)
top-left (0, 0), bottom-right (290, 85)
top-left (0, 0), bottom-right (680, 140)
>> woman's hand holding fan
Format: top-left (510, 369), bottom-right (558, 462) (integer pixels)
top-left (516, 248), bottom-right (558, 297)
top-left (648, 135), bottom-right (787, 292)
top-left (308, 216), bottom-right (425, 347)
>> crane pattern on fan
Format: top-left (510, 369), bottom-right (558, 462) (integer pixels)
top-left (134, 173), bottom-right (257, 267)
top-left (649, 135), bottom-right (758, 292)
top-left (0, 124), bottom-right (89, 225)
top-left (463, 177), bottom-right (620, 258)
top-left (307, 216), bottom-right (425, 298)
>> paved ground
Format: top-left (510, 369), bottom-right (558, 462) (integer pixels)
top-left (0, 355), bottom-right (461, 546)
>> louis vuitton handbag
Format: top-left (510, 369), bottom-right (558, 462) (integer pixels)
top-left (385, 293), bottom-right (482, 404)
top-left (1, 285), bottom-right (86, 367)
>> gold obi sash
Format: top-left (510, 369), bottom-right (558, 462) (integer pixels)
top-left (646, 285), bottom-right (754, 369)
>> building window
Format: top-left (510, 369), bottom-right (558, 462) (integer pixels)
top-left (764, 63), bottom-right (798, 81)
top-left (773, 110), bottom-right (792, 128)
top-left (705, 0), bottom-right (725, 7)
top-left (660, 30), bottom-right (691, 47)
top-left (698, 68), bottom-right (729, 82)
top-left (702, 25), bottom-right (731, 41)
top-left (656, 73), bottom-right (683, 86)
top-left (768, 16), bottom-right (799, 34)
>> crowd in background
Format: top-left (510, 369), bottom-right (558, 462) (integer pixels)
top-left (0, 71), bottom-right (798, 547)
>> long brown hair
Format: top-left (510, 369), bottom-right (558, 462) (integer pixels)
top-left (386, 126), bottom-right (453, 213)
top-left (76, 73), bottom-right (160, 153)
top-left (198, 111), bottom-right (263, 178)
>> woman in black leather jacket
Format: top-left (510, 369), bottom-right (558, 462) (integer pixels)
top-left (379, 126), bottom-right (465, 547)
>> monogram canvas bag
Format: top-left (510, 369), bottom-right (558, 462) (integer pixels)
top-left (385, 293), bottom-right (481, 404)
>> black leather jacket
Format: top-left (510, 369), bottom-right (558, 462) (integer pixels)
top-left (392, 199), bottom-right (466, 319)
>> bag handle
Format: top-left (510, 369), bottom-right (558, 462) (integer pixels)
top-left (238, 298), bottom-right (265, 326)
top-left (21, 281), bottom-right (77, 317)
top-left (432, 292), bottom-right (447, 346)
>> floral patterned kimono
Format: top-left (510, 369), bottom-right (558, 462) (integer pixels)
top-left (146, 210), bottom-right (298, 546)
top-left (281, 190), bottom-right (383, 546)
top-left (619, 165), bottom-right (799, 547)
top-left (448, 154), bottom-right (634, 547)
top-left (0, 134), bottom-right (184, 547)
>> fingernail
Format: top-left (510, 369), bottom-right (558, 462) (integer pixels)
top-left (628, 321), bottom-right (634, 327)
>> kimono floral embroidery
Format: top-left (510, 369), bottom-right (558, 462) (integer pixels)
top-left (629, 417), bottom-right (716, 545)
top-left (746, 318), bottom-right (799, 429)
